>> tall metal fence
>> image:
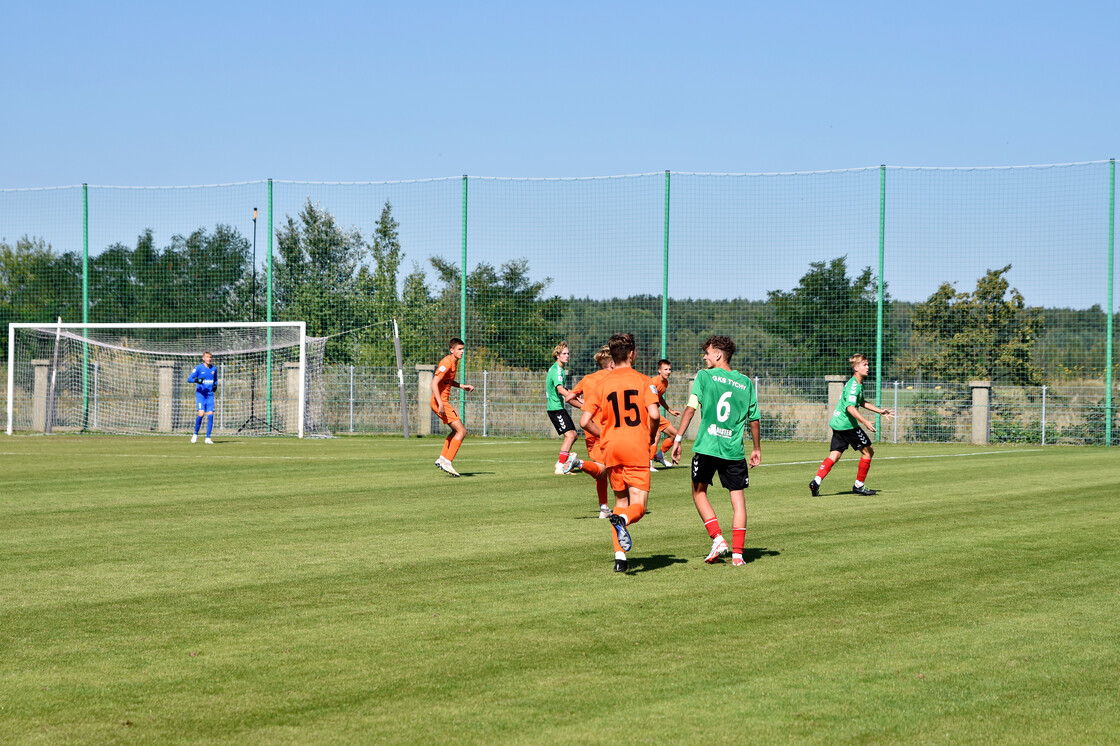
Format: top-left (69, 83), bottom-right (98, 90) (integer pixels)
top-left (2, 162), bottom-right (1116, 444)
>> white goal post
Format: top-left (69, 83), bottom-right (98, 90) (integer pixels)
top-left (6, 322), bottom-right (326, 438)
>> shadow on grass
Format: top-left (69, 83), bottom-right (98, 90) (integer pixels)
top-left (626, 554), bottom-right (688, 573)
top-left (573, 510), bottom-right (655, 521)
top-left (451, 471), bottom-right (494, 477)
top-left (724, 547), bottom-right (780, 565)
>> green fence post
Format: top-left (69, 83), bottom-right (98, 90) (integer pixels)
top-left (662, 170), bottom-right (670, 359)
top-left (81, 183), bottom-right (89, 428)
top-left (1107, 158), bottom-right (1115, 447)
top-left (266, 178), bottom-right (273, 429)
top-left (460, 175), bottom-right (468, 412)
top-left (875, 165), bottom-right (886, 440)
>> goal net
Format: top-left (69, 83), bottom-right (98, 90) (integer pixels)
top-left (6, 322), bottom-right (329, 438)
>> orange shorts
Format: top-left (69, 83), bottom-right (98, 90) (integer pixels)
top-left (658, 417), bottom-right (671, 433)
top-left (608, 464), bottom-right (651, 493)
top-left (431, 400), bottom-right (460, 425)
top-left (585, 436), bottom-right (603, 463)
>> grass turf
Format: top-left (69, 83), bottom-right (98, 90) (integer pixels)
top-left (1, 435), bottom-right (1118, 744)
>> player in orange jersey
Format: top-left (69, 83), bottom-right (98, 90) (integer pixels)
top-left (431, 338), bottom-right (474, 477)
top-left (648, 358), bottom-right (681, 470)
top-left (579, 333), bottom-right (660, 573)
top-left (563, 345), bottom-right (614, 519)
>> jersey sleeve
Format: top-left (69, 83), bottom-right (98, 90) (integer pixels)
top-left (570, 377), bottom-right (585, 398)
top-left (688, 373), bottom-right (705, 409)
top-left (433, 359), bottom-right (452, 383)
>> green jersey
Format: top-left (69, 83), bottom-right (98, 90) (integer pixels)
top-left (690, 368), bottom-right (760, 461)
top-left (829, 376), bottom-right (865, 430)
top-left (545, 362), bottom-right (567, 410)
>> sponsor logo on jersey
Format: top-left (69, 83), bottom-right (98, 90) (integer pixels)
top-left (707, 423), bottom-right (734, 438)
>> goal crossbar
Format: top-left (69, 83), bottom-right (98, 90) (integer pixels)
top-left (7, 322), bottom-right (309, 437)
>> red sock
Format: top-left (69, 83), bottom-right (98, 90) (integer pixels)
top-left (595, 476), bottom-right (609, 507)
top-left (816, 457), bottom-right (836, 480)
top-left (619, 503), bottom-right (646, 526)
top-left (661, 439), bottom-right (673, 454)
top-left (580, 461), bottom-right (604, 478)
top-left (703, 517), bottom-right (721, 539)
top-left (732, 528), bottom-right (746, 555)
top-left (558, 451), bottom-right (570, 464)
top-left (857, 456), bottom-right (871, 483)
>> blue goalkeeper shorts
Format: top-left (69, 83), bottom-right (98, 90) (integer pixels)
top-left (196, 392), bottom-right (216, 413)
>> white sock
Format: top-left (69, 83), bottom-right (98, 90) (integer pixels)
top-left (854, 479), bottom-right (865, 488)
top-left (714, 534), bottom-right (725, 544)
top-left (615, 551), bottom-right (627, 560)
top-left (732, 552), bottom-right (743, 560)
top-left (813, 476), bottom-right (822, 485)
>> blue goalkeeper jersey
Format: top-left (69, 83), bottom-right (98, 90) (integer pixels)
top-left (188, 364), bottom-right (218, 394)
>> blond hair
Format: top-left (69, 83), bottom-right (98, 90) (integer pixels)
top-left (551, 341), bottom-right (569, 361)
top-left (849, 353), bottom-right (868, 368)
top-left (593, 345), bottom-right (612, 368)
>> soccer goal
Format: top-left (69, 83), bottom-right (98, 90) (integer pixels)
top-left (5, 322), bottom-right (328, 438)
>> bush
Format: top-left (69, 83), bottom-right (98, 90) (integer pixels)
top-left (1059, 404), bottom-right (1120, 446)
top-left (907, 407), bottom-right (957, 442)
top-left (760, 410), bottom-right (798, 441)
top-left (990, 411), bottom-right (1042, 444)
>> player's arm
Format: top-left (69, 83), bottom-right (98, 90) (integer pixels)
top-left (449, 378), bottom-right (475, 393)
top-left (657, 393), bottom-right (680, 417)
top-left (671, 405), bottom-right (698, 464)
top-left (748, 418), bottom-right (761, 467)
top-left (646, 403), bottom-right (660, 445)
top-left (862, 402), bottom-right (894, 417)
top-left (431, 371), bottom-right (446, 412)
top-left (846, 404), bottom-right (877, 433)
top-left (579, 406), bottom-right (601, 438)
top-left (187, 366), bottom-right (198, 383)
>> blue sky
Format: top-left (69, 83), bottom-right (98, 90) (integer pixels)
top-left (2, 1), bottom-right (1117, 185)
top-left (1, 2), bottom-right (1117, 310)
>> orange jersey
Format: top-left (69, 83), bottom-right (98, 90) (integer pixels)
top-left (431, 354), bottom-right (458, 407)
top-left (572, 369), bottom-right (610, 447)
top-left (649, 375), bottom-right (668, 399)
top-left (585, 366), bottom-right (659, 467)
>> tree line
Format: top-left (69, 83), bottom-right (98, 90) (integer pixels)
top-left (3, 201), bottom-right (1116, 384)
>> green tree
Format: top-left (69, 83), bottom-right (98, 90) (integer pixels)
top-left (905, 265), bottom-right (1042, 385)
top-left (429, 257), bottom-right (562, 368)
top-left (762, 256), bottom-right (891, 377)
top-left (273, 200), bottom-right (368, 362)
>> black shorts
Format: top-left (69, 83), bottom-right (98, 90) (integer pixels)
top-left (691, 452), bottom-right (749, 491)
top-left (830, 427), bottom-right (871, 453)
top-left (547, 408), bottom-right (576, 436)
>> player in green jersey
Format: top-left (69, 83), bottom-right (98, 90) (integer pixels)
top-left (671, 335), bottom-right (761, 567)
top-left (546, 341), bottom-right (579, 474)
top-left (810, 353), bottom-right (894, 497)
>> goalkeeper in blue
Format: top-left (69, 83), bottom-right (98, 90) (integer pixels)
top-left (188, 352), bottom-right (218, 444)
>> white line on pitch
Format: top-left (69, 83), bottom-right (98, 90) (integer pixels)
top-left (754, 449), bottom-right (1046, 468)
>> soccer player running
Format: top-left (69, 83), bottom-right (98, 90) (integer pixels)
top-left (810, 353), bottom-right (893, 496)
top-left (579, 333), bottom-right (660, 573)
top-left (431, 338), bottom-right (475, 477)
top-left (671, 336), bottom-right (761, 567)
top-left (564, 345), bottom-right (614, 519)
top-left (546, 342), bottom-right (579, 474)
top-left (648, 358), bottom-right (681, 470)
top-left (187, 352), bottom-right (218, 444)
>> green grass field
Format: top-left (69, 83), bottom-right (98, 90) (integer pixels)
top-left (1, 435), bottom-right (1118, 744)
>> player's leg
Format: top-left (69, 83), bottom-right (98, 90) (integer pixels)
top-left (659, 421), bottom-right (679, 458)
top-left (691, 454), bottom-right (727, 562)
top-left (204, 404), bottom-right (215, 444)
top-left (853, 441), bottom-right (875, 494)
top-left (193, 395), bottom-right (204, 442)
top-left (550, 410), bottom-right (578, 474)
top-left (608, 470), bottom-right (632, 571)
top-left (811, 431), bottom-right (847, 495)
top-left (728, 488), bottom-right (747, 566)
top-left (445, 419), bottom-right (467, 462)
